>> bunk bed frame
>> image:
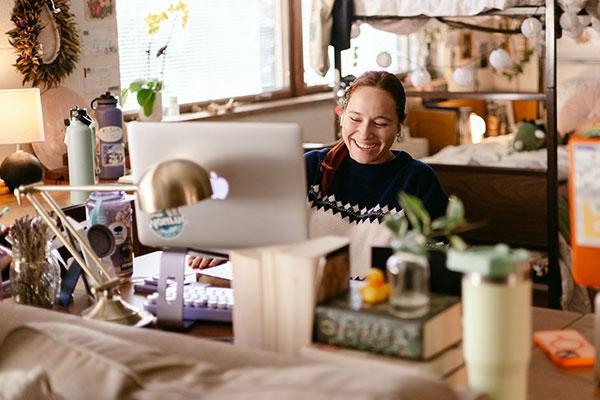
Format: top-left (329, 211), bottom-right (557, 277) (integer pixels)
top-left (331, 1), bottom-right (560, 308)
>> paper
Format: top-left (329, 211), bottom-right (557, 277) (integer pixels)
top-left (133, 250), bottom-right (197, 280)
top-left (82, 28), bottom-right (118, 57)
top-left (83, 65), bottom-right (120, 96)
top-left (197, 262), bottom-right (233, 281)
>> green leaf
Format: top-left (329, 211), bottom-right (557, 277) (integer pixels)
top-left (449, 235), bottom-right (467, 251)
top-left (120, 88), bottom-right (129, 105)
top-left (446, 195), bottom-right (465, 222)
top-left (137, 89), bottom-right (156, 117)
top-left (431, 216), bottom-right (449, 231)
top-left (129, 79), bottom-right (145, 93)
top-left (399, 193), bottom-right (430, 234)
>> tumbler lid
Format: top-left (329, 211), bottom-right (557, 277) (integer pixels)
top-left (446, 244), bottom-right (529, 278)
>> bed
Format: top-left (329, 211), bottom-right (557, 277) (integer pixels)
top-left (314, 0), bottom-right (563, 307)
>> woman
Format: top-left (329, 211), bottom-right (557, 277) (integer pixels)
top-left (189, 71), bottom-right (448, 273)
top-left (305, 71), bottom-right (447, 276)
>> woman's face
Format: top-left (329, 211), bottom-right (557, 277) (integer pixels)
top-left (341, 86), bottom-right (400, 164)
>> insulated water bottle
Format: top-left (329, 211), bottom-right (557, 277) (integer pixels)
top-left (64, 107), bottom-right (95, 204)
top-left (91, 92), bottom-right (125, 179)
top-left (447, 244), bottom-right (531, 400)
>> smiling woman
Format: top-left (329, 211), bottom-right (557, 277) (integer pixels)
top-left (304, 71), bottom-right (448, 276)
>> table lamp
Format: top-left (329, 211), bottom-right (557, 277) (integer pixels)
top-left (15, 159), bottom-right (213, 326)
top-left (0, 88), bottom-right (45, 191)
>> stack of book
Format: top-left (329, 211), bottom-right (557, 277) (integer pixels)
top-left (303, 287), bottom-right (463, 378)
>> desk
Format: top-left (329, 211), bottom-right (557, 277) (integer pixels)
top-left (447, 307), bottom-right (600, 399)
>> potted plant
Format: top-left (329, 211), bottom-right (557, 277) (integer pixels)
top-left (383, 193), bottom-right (468, 317)
top-left (121, 1), bottom-right (189, 120)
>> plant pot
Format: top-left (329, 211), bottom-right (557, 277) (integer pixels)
top-left (138, 91), bottom-right (163, 122)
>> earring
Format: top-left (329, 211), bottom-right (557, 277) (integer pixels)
top-left (395, 131), bottom-right (402, 142)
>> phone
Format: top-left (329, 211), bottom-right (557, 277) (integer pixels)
top-left (534, 329), bottom-right (595, 367)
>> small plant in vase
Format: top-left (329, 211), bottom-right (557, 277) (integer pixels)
top-left (121, 1), bottom-right (189, 119)
top-left (383, 193), bottom-right (468, 317)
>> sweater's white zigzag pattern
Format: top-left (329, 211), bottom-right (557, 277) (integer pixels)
top-left (308, 185), bottom-right (400, 224)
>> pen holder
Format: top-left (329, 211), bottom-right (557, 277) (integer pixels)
top-left (448, 244), bottom-right (531, 400)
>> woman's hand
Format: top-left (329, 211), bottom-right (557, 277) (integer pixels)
top-left (187, 255), bottom-right (227, 270)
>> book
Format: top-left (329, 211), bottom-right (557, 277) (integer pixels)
top-left (230, 236), bottom-right (350, 355)
top-left (314, 291), bottom-right (461, 360)
top-left (259, 235), bottom-right (350, 355)
top-left (301, 342), bottom-right (464, 378)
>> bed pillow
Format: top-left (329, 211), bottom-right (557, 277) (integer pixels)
top-left (512, 121), bottom-right (546, 151)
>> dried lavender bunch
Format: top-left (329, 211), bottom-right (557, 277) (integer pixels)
top-left (9, 215), bottom-right (60, 308)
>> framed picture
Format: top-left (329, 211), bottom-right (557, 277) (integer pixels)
top-left (459, 32), bottom-right (473, 60)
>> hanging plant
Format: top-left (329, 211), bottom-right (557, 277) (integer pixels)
top-left (6, 0), bottom-right (80, 88)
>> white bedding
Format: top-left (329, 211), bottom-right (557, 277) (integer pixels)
top-left (354, 0), bottom-right (544, 18)
top-left (420, 134), bottom-right (569, 181)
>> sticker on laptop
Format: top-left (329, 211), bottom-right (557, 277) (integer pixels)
top-left (149, 209), bottom-right (185, 239)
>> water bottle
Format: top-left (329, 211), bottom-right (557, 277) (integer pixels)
top-left (64, 107), bottom-right (95, 204)
top-left (85, 191), bottom-right (134, 278)
top-left (447, 244), bottom-right (531, 400)
top-left (91, 92), bottom-right (125, 179)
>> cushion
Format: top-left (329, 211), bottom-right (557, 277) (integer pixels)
top-left (0, 322), bottom-right (461, 400)
top-left (0, 368), bottom-right (57, 400)
top-left (557, 80), bottom-right (600, 136)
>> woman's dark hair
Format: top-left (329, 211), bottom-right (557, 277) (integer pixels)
top-left (320, 71), bottom-right (406, 194)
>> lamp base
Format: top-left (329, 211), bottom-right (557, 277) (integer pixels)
top-left (82, 290), bottom-right (154, 327)
top-left (0, 150), bottom-right (44, 191)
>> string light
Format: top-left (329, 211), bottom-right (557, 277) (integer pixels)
top-left (489, 48), bottom-right (511, 69)
top-left (520, 17), bottom-right (542, 38)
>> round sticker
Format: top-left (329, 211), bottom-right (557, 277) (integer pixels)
top-left (98, 126), bottom-right (123, 142)
top-left (149, 209), bottom-right (185, 239)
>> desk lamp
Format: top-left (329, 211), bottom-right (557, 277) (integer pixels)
top-left (0, 89), bottom-right (45, 191)
top-left (15, 159), bottom-right (213, 326)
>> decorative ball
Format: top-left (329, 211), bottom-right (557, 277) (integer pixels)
top-left (560, 12), bottom-right (580, 31)
top-left (452, 67), bottom-right (474, 87)
top-left (489, 48), bottom-right (511, 69)
top-left (564, 24), bottom-right (584, 39)
top-left (410, 69), bottom-right (431, 88)
top-left (376, 51), bottom-right (392, 68)
top-left (521, 17), bottom-right (542, 38)
top-left (350, 23), bottom-right (361, 39)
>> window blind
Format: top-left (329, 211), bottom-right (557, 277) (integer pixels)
top-left (116, 0), bottom-right (286, 110)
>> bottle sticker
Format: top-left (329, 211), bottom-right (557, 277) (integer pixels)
top-left (109, 222), bottom-right (128, 245)
top-left (98, 126), bottom-right (123, 142)
top-left (101, 143), bottom-right (125, 167)
top-left (149, 209), bottom-right (185, 239)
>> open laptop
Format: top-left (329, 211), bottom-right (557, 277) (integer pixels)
top-left (127, 121), bottom-right (308, 252)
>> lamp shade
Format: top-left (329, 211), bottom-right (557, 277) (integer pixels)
top-left (137, 159), bottom-right (213, 213)
top-left (0, 88), bottom-right (45, 144)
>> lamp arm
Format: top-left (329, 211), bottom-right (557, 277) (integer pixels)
top-left (24, 191), bottom-right (119, 292)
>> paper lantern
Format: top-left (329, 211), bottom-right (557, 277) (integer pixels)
top-left (564, 24), bottom-right (584, 39)
top-left (452, 67), bottom-right (474, 87)
top-left (560, 12), bottom-right (580, 31)
top-left (521, 17), bottom-right (542, 38)
top-left (376, 51), bottom-right (392, 68)
top-left (350, 24), bottom-right (361, 39)
top-left (489, 48), bottom-right (510, 69)
top-left (410, 69), bottom-right (431, 88)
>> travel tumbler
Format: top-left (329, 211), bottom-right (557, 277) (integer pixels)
top-left (447, 244), bottom-right (531, 400)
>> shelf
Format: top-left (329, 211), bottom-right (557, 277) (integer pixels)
top-left (405, 91), bottom-right (547, 101)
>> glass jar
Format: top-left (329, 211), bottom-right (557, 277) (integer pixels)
top-left (9, 244), bottom-right (61, 308)
top-left (386, 251), bottom-right (430, 318)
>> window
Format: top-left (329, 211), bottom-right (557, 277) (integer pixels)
top-left (116, 0), bottom-right (422, 112)
top-left (116, 0), bottom-right (288, 110)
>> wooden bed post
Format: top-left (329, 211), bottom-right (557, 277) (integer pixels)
top-left (545, 0), bottom-right (561, 309)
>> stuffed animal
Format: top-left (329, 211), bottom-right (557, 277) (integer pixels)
top-left (512, 121), bottom-right (546, 151)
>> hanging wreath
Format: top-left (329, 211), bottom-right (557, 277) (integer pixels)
top-left (6, 0), bottom-right (80, 88)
